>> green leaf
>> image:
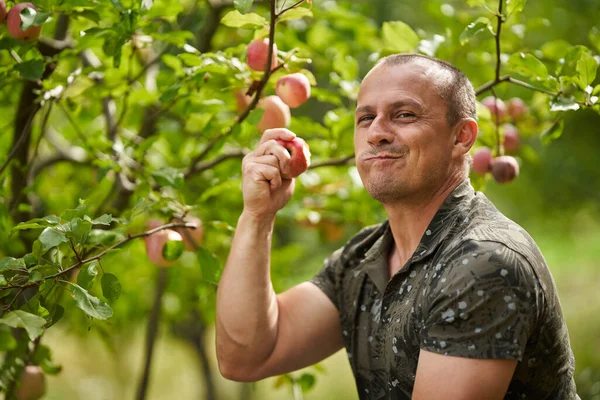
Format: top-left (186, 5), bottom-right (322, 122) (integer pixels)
top-left (277, 8), bottom-right (313, 23)
top-left (560, 45), bottom-right (590, 77)
top-left (159, 83), bottom-right (182, 103)
top-left (506, 53), bottom-right (548, 81)
top-left (298, 373), bottom-right (316, 392)
top-left (333, 52), bottom-right (359, 81)
top-left (506, 0), bottom-right (527, 16)
top-left (47, 305), bottom-right (64, 329)
top-left (38, 228), bottom-right (68, 252)
top-left (0, 310), bottom-right (46, 340)
top-left (540, 119), bottom-right (565, 145)
top-left (68, 283), bottom-right (113, 320)
top-left (0, 329), bottom-right (17, 351)
top-left (589, 27), bottom-right (600, 53)
top-left (151, 167), bottom-right (184, 189)
top-left (15, 59), bottom-right (45, 81)
top-left (576, 52), bottom-right (598, 89)
top-left (550, 97), bottom-right (580, 112)
top-left (77, 262), bottom-right (99, 290)
top-left (0, 257), bottom-right (26, 272)
top-left (20, 8), bottom-right (51, 30)
top-left (234, 0), bottom-right (253, 14)
top-left (382, 21), bottom-right (419, 53)
top-left (86, 214), bottom-right (113, 226)
top-left (163, 239), bottom-right (184, 261)
top-left (221, 10), bottom-right (268, 29)
top-left (460, 17), bottom-right (492, 46)
top-left (196, 248), bottom-right (221, 285)
top-left (70, 218), bottom-right (92, 244)
top-left (101, 273), bottom-right (122, 302)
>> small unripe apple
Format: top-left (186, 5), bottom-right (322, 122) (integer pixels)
top-left (472, 146), bottom-right (492, 175)
top-left (481, 96), bottom-right (507, 122)
top-left (0, 0), bottom-right (7, 24)
top-left (247, 39), bottom-right (277, 72)
top-left (7, 3), bottom-right (42, 42)
top-left (176, 216), bottom-right (204, 251)
top-left (502, 123), bottom-right (521, 154)
top-left (490, 156), bottom-right (519, 184)
top-left (15, 365), bottom-right (46, 400)
top-left (144, 220), bottom-right (184, 267)
top-left (276, 137), bottom-right (311, 179)
top-left (257, 95), bottom-right (291, 133)
top-left (276, 73), bottom-right (311, 108)
top-left (506, 97), bottom-right (527, 120)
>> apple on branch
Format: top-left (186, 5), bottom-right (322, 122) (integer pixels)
top-left (0, 0), bottom-right (7, 24)
top-left (276, 137), bottom-right (311, 179)
top-left (257, 96), bottom-right (291, 132)
top-left (15, 365), bottom-right (46, 400)
top-left (247, 38), bottom-right (277, 71)
top-left (507, 97), bottom-right (527, 120)
top-left (144, 220), bottom-right (184, 267)
top-left (472, 146), bottom-right (492, 175)
top-left (175, 216), bottom-right (204, 251)
top-left (481, 96), bottom-right (507, 123)
top-left (276, 73), bottom-right (311, 108)
top-left (502, 123), bottom-right (521, 154)
top-left (491, 156), bottom-right (519, 184)
top-left (7, 3), bottom-right (42, 42)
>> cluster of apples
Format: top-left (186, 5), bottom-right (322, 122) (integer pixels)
top-left (144, 216), bottom-right (204, 267)
top-left (238, 38), bottom-right (312, 133)
top-left (472, 96), bottom-right (528, 184)
top-left (0, 1), bottom-right (42, 41)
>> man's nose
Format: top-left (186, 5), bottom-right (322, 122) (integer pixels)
top-left (367, 117), bottom-right (395, 146)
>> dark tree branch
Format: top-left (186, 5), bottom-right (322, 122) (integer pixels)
top-left (136, 268), bottom-right (168, 400)
top-left (29, 153), bottom-right (90, 179)
top-left (494, 0), bottom-right (503, 82)
top-left (276, 0), bottom-right (305, 17)
top-left (184, 150), bottom-right (247, 178)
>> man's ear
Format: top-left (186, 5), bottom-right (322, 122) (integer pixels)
top-left (452, 119), bottom-right (478, 158)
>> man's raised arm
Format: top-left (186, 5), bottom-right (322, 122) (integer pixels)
top-left (215, 129), bottom-right (344, 382)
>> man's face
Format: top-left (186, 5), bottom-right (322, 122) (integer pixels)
top-left (354, 61), bottom-right (457, 204)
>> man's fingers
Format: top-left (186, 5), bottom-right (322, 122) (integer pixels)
top-left (249, 163), bottom-right (282, 190)
top-left (259, 128), bottom-right (296, 145)
top-left (249, 141), bottom-right (292, 176)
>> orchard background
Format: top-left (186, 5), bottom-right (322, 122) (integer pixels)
top-left (1, 0), bottom-right (599, 399)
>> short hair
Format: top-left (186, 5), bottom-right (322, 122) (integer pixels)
top-left (373, 54), bottom-right (477, 126)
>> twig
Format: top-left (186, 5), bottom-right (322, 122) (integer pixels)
top-left (0, 108), bottom-right (38, 176)
top-left (184, 150), bottom-right (247, 178)
top-left (494, 0), bottom-right (504, 81)
top-left (276, 0), bottom-right (305, 17)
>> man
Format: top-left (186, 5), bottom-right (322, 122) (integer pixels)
top-left (215, 54), bottom-right (578, 399)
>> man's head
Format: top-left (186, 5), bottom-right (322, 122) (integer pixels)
top-left (354, 54), bottom-right (478, 205)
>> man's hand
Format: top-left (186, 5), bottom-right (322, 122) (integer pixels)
top-left (412, 350), bottom-right (517, 400)
top-left (242, 128), bottom-right (301, 219)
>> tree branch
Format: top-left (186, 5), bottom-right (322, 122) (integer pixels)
top-left (276, 0), bottom-right (306, 17)
top-left (185, 150), bottom-right (247, 178)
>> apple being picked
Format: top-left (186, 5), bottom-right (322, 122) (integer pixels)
top-left (490, 156), bottom-right (519, 184)
top-left (276, 137), bottom-right (311, 179)
top-left (15, 365), bottom-right (46, 400)
top-left (276, 73), bottom-right (311, 108)
top-left (7, 3), bottom-right (42, 42)
top-left (472, 146), bottom-right (492, 175)
top-left (0, 0), bottom-right (7, 24)
top-left (247, 38), bottom-right (277, 71)
top-left (144, 220), bottom-right (184, 267)
top-left (257, 96), bottom-right (290, 132)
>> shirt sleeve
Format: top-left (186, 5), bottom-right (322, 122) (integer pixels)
top-left (420, 240), bottom-right (544, 361)
top-left (309, 247), bottom-right (343, 311)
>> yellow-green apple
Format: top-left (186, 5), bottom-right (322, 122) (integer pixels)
top-left (502, 123), bottom-right (521, 153)
top-left (507, 97), bottom-right (527, 119)
top-left (481, 96), bottom-right (507, 122)
top-left (257, 95), bottom-right (290, 132)
top-left (491, 156), bottom-right (519, 184)
top-left (276, 73), bottom-right (311, 108)
top-left (276, 137), bottom-right (311, 179)
top-left (472, 146), bottom-right (492, 175)
top-left (0, 0), bottom-right (7, 24)
top-left (176, 216), bottom-right (204, 251)
top-left (7, 3), bottom-right (41, 41)
top-left (15, 365), bottom-right (46, 400)
top-left (247, 38), bottom-right (277, 71)
top-left (144, 220), bottom-right (184, 267)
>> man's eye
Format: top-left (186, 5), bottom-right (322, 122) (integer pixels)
top-left (358, 115), bottom-right (374, 123)
top-left (396, 112), bottom-right (414, 118)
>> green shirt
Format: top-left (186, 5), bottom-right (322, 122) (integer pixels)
top-left (311, 180), bottom-right (578, 399)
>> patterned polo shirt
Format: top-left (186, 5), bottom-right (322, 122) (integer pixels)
top-left (311, 180), bottom-right (578, 399)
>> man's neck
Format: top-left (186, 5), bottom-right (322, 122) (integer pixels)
top-left (385, 174), bottom-right (466, 276)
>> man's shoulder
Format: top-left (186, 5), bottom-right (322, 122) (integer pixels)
top-left (327, 222), bottom-right (388, 267)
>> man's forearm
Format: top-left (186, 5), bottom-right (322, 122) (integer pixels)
top-left (216, 211), bottom-right (280, 371)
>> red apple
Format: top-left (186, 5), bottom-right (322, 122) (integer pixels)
top-left (490, 156), bottom-right (519, 184)
top-left (472, 146), bottom-right (492, 175)
top-left (247, 39), bottom-right (277, 72)
top-left (235, 90), bottom-right (253, 113)
top-left (7, 3), bottom-right (42, 42)
top-left (176, 216), bottom-right (204, 251)
top-left (0, 1), bottom-right (7, 24)
top-left (276, 137), bottom-right (311, 179)
top-left (257, 95), bottom-right (291, 133)
top-left (481, 96), bottom-right (507, 122)
top-left (276, 73), bottom-right (311, 108)
top-left (15, 365), bottom-right (46, 400)
top-left (144, 220), bottom-right (184, 267)
top-left (502, 123), bottom-right (521, 154)
top-left (506, 97), bottom-right (527, 120)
